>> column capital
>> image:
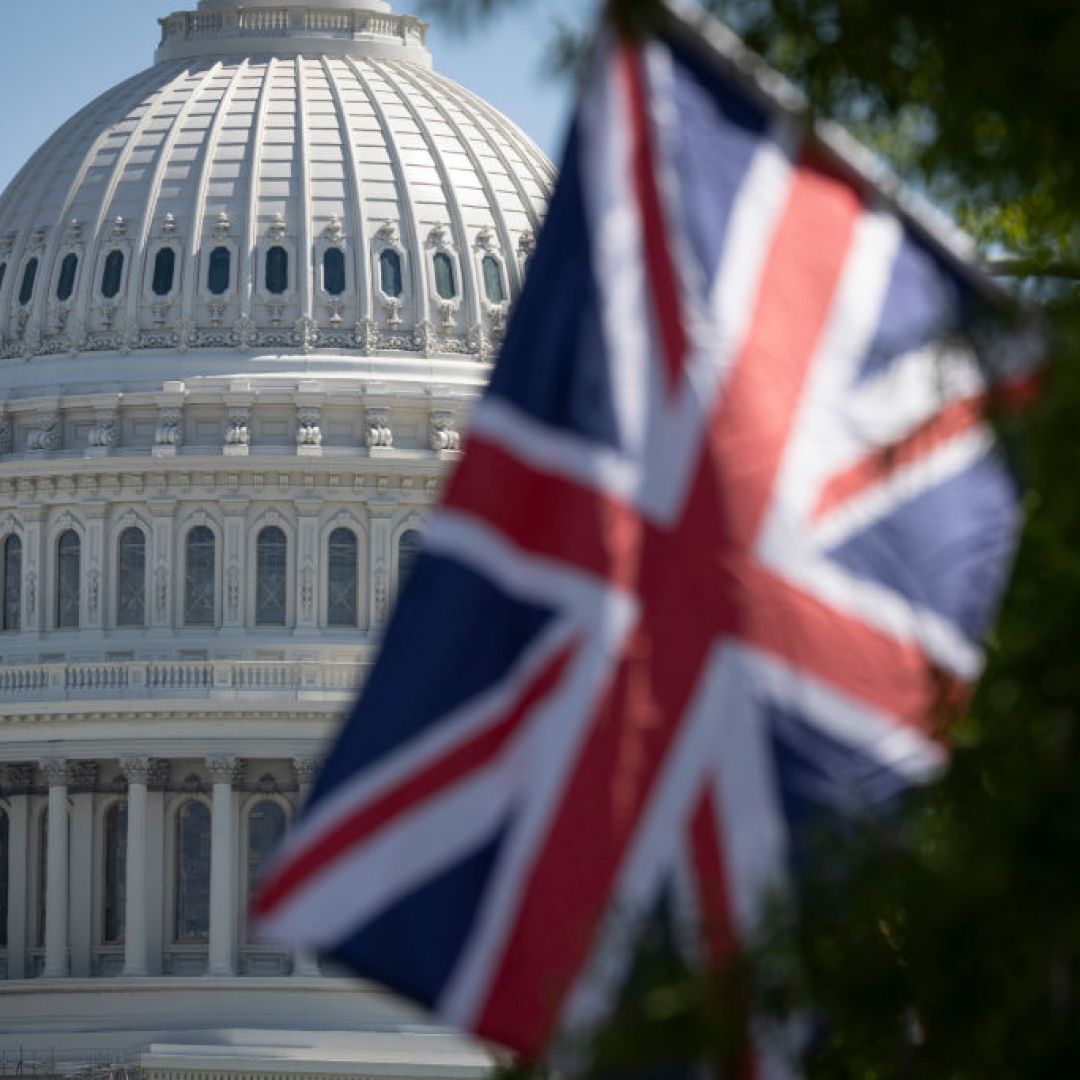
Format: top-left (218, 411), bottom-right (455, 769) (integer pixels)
top-left (206, 755), bottom-right (242, 784)
top-left (40, 758), bottom-right (72, 787)
top-left (3, 762), bottom-right (34, 790)
top-left (121, 757), bottom-right (154, 785)
top-left (291, 757), bottom-right (321, 786)
top-left (70, 761), bottom-right (99, 792)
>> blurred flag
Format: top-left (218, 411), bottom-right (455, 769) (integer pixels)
top-left (257, 1), bottom-right (1035, 1070)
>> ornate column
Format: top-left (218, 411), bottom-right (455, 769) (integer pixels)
top-left (41, 760), bottom-right (71, 978)
top-left (68, 762), bottom-right (97, 978)
top-left (207, 756), bottom-right (240, 977)
top-left (121, 758), bottom-right (152, 976)
top-left (4, 765), bottom-right (32, 979)
top-left (291, 757), bottom-right (321, 978)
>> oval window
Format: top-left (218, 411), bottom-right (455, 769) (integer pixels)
top-left (18, 259), bottom-right (38, 306)
top-left (265, 246), bottom-right (288, 295)
top-left (207, 246), bottom-right (231, 296)
top-left (323, 248), bottom-right (346, 296)
top-left (433, 252), bottom-right (456, 300)
top-left (101, 250), bottom-right (124, 299)
top-left (152, 247), bottom-right (176, 297)
top-left (379, 249), bottom-right (403, 299)
top-left (56, 253), bottom-right (79, 303)
top-left (482, 255), bottom-right (505, 304)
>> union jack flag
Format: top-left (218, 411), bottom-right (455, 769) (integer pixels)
top-left (257, 5), bottom-right (1033, 1070)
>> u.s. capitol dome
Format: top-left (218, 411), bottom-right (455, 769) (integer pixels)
top-left (0, 1), bottom-right (552, 1075)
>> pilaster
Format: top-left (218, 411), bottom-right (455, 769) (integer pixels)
top-left (221, 498), bottom-right (249, 629)
top-left (207, 755), bottom-right (241, 977)
top-left (148, 498), bottom-right (177, 628)
top-left (83, 503), bottom-right (107, 630)
top-left (41, 759), bottom-right (71, 978)
top-left (368, 501), bottom-right (394, 628)
top-left (296, 499), bottom-right (321, 630)
top-left (68, 764), bottom-right (96, 978)
top-left (121, 758), bottom-right (152, 976)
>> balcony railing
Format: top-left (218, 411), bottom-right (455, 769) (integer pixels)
top-left (0, 659), bottom-right (368, 703)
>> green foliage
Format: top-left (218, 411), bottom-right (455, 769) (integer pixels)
top-left (427, 0), bottom-right (1080, 1072)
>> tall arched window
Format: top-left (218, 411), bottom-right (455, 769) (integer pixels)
top-left (18, 258), bottom-right (38, 306)
top-left (103, 801), bottom-right (127, 945)
top-left (36, 810), bottom-right (47, 947)
top-left (184, 526), bottom-right (216, 627)
top-left (433, 252), bottom-right (456, 300)
top-left (265, 246), bottom-right (288, 295)
top-left (0, 809), bottom-right (8, 949)
top-left (398, 529), bottom-right (422, 590)
top-left (56, 253), bottom-right (79, 303)
top-left (327, 527), bottom-right (359, 628)
top-left (379, 249), bottom-right (403, 298)
top-left (56, 529), bottom-right (81, 629)
top-left (174, 801), bottom-right (211, 943)
top-left (255, 526), bottom-right (287, 626)
top-left (0, 262), bottom-right (7, 294)
top-left (207, 246), bottom-right (231, 295)
top-left (323, 248), bottom-right (346, 296)
top-left (152, 247), bottom-right (176, 296)
top-left (3, 534), bottom-right (21, 632)
top-left (246, 801), bottom-right (287, 940)
top-left (116, 527), bottom-right (146, 628)
top-left (101, 250), bottom-right (124, 299)
top-left (482, 255), bottom-right (505, 304)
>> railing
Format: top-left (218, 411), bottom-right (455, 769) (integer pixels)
top-left (0, 659), bottom-right (367, 703)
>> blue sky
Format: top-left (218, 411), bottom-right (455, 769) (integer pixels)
top-left (0, 0), bottom-right (593, 194)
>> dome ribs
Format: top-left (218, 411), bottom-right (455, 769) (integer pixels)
top-left (321, 55), bottom-right (374, 330)
top-left (241, 58), bottom-right (279, 330)
top-left (296, 56), bottom-right (316, 334)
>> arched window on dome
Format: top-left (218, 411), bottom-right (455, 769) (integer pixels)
top-left (0, 808), bottom-right (8, 949)
top-left (18, 258), bottom-right (38, 307)
top-left (152, 247), bottom-right (176, 297)
top-left (265, 246), bottom-right (288, 295)
top-left (3, 534), bottom-right (21, 632)
top-left (207, 246), bottom-right (231, 296)
top-left (56, 529), bottom-right (81, 630)
top-left (101, 251), bottom-right (124, 300)
top-left (56, 253), bottom-right (78, 303)
top-left (379, 249), bottom-right (403, 299)
top-left (184, 526), bottom-right (216, 627)
top-left (322, 248), bottom-right (346, 296)
top-left (482, 255), bottom-right (505, 305)
top-left (255, 526), bottom-right (287, 627)
top-left (35, 809), bottom-right (47, 947)
top-left (102, 801), bottom-right (127, 945)
top-left (174, 800), bottom-right (210, 943)
top-left (116, 527), bottom-right (146, 628)
top-left (398, 529), bottom-right (422, 590)
top-left (246, 800), bottom-right (287, 941)
top-left (327, 527), bottom-right (359, 628)
top-left (433, 252), bottom-right (456, 300)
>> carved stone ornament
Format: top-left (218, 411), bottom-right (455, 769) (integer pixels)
top-left (518, 229), bottom-right (536, 261)
top-left (292, 757), bottom-right (321, 787)
top-left (293, 315), bottom-right (317, 354)
top-left (155, 563), bottom-right (168, 616)
top-left (161, 212), bottom-right (177, 236)
top-left (27, 413), bottom-right (61, 452)
top-left (71, 761), bottom-right (100, 791)
top-left (87, 567), bottom-right (100, 618)
top-left (296, 406), bottom-right (322, 448)
top-left (225, 406), bottom-right (250, 448)
top-left (375, 219), bottom-right (400, 246)
top-left (121, 757), bottom-right (154, 785)
top-left (4, 763), bottom-right (35, 790)
top-left (268, 213), bottom-right (287, 242)
top-left (430, 410), bottom-right (461, 452)
top-left (324, 215), bottom-right (344, 244)
top-left (26, 569), bottom-right (36, 619)
top-left (226, 563), bottom-right (240, 618)
top-left (111, 216), bottom-right (127, 240)
top-left (365, 407), bottom-right (393, 449)
top-left (383, 296), bottom-right (403, 330)
top-left (206, 755), bottom-right (242, 783)
top-left (214, 211), bottom-right (231, 237)
top-left (427, 223), bottom-right (450, 251)
top-left (40, 759), bottom-right (73, 787)
top-left (300, 564), bottom-right (314, 617)
top-left (374, 560), bottom-right (388, 623)
top-left (474, 225), bottom-right (496, 253)
top-left (154, 406), bottom-right (182, 450)
top-left (87, 411), bottom-right (120, 449)
top-left (437, 299), bottom-right (456, 333)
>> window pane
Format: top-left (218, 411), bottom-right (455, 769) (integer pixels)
top-left (57, 530), bottom-right (80, 629)
top-left (207, 246), bottom-right (231, 296)
top-left (327, 527), bottom-right (358, 627)
top-left (185, 526), bottom-right (216, 627)
top-left (56, 253), bottom-right (79, 303)
top-left (256, 526), bottom-right (287, 626)
top-left (482, 255), bottom-right (505, 304)
top-left (3, 534), bottom-right (21, 632)
top-left (152, 248), bottom-right (176, 297)
top-left (323, 248), bottom-right (346, 296)
top-left (247, 801), bottom-right (286, 940)
top-left (433, 253), bottom-right (456, 300)
top-left (379, 249), bottom-right (403, 298)
top-left (117, 527), bottom-right (146, 627)
top-left (18, 259), bottom-right (38, 306)
top-left (265, 246), bottom-right (288, 295)
top-left (103, 802), bottom-right (127, 944)
top-left (0, 810), bottom-right (8, 948)
top-left (174, 801), bottom-right (211, 942)
top-left (398, 529), bottom-right (422, 589)
top-left (101, 251), bottom-right (124, 299)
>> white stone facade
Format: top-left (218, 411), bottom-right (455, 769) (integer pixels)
top-left (0, 0), bottom-right (552, 1074)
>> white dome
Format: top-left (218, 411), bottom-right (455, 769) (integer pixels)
top-left (0, 1), bottom-right (553, 385)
